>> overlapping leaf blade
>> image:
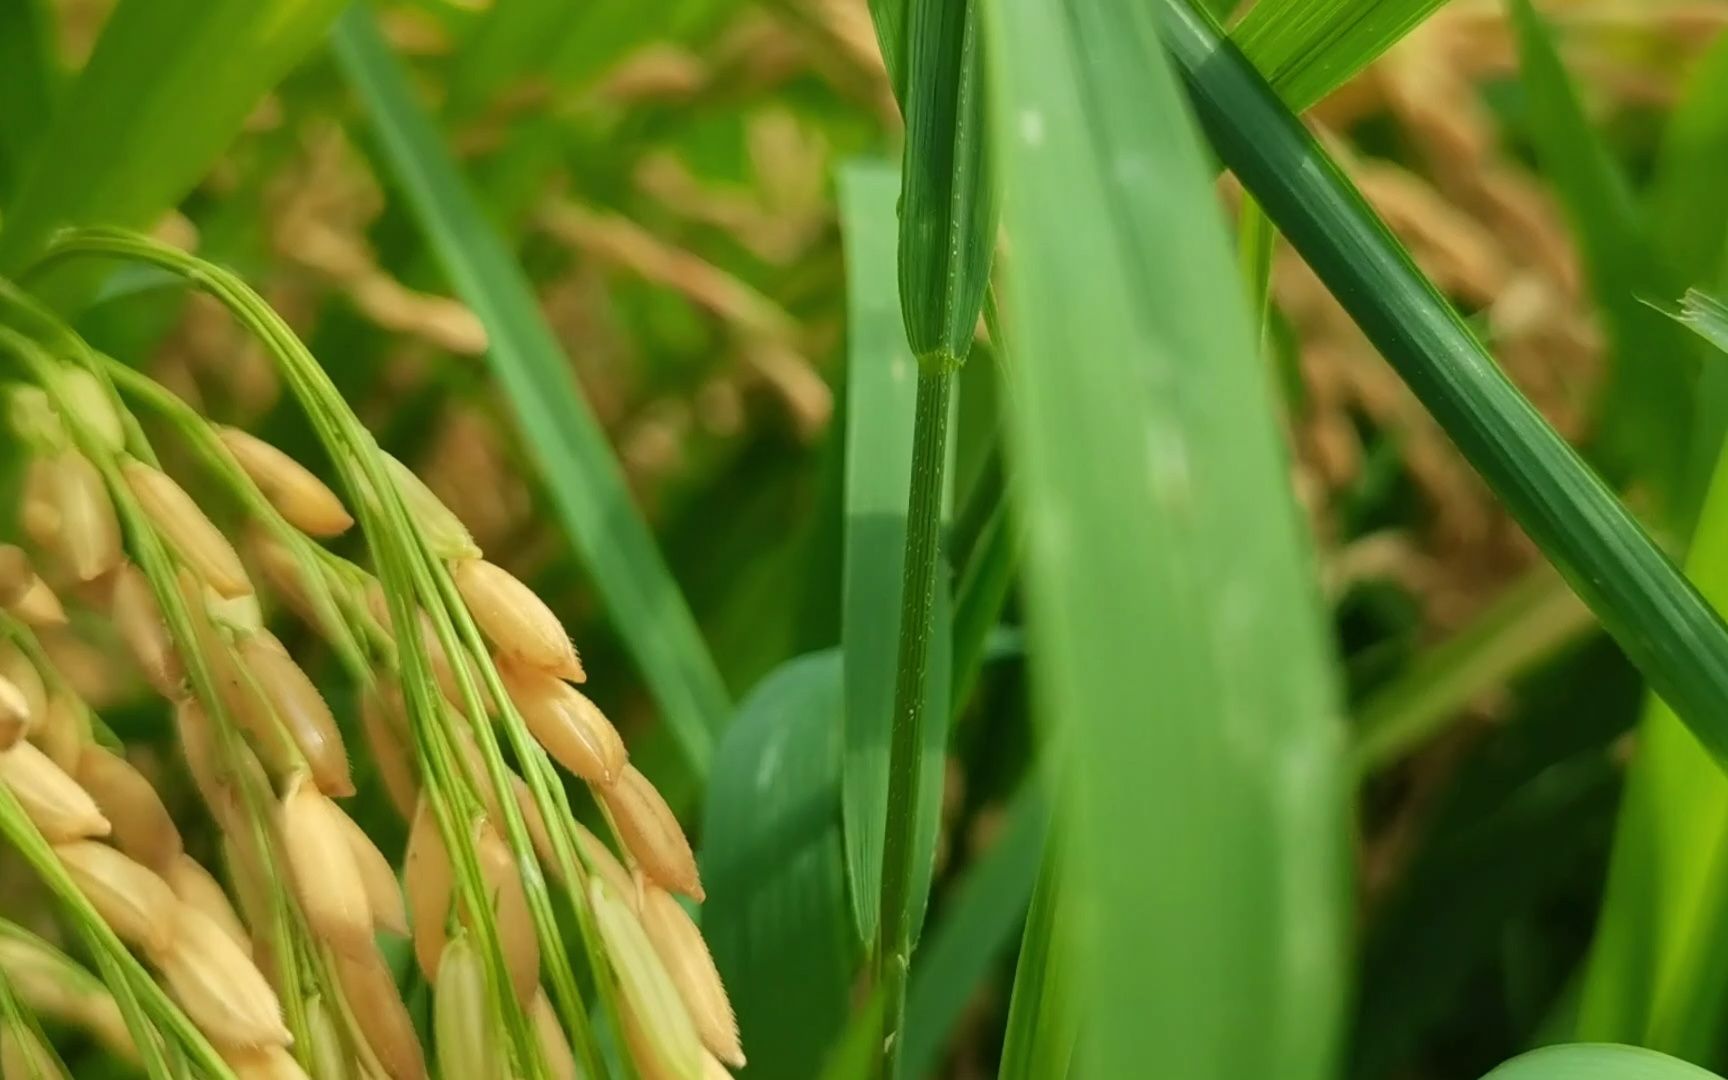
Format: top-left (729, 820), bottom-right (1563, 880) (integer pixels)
top-left (1231, 0), bottom-right (1450, 111)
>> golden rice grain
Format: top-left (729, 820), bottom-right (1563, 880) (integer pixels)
top-left (76, 744), bottom-right (183, 872)
top-left (405, 798), bottom-right (453, 982)
top-left (475, 818), bottom-right (539, 1004)
top-left (594, 880), bottom-right (702, 1080)
top-left (245, 527), bottom-right (317, 625)
top-left (702, 1049), bottom-right (735, 1080)
top-left (364, 584), bottom-right (476, 707)
top-left (122, 460), bottom-right (252, 598)
top-left (34, 691), bottom-right (84, 774)
top-left (55, 840), bottom-right (180, 957)
top-left (21, 458), bottom-right (61, 550)
top-left (0, 675), bottom-right (28, 750)
top-left (512, 775), bottom-right (559, 878)
top-left (0, 545), bottom-right (31, 606)
top-left (0, 642), bottom-right (46, 734)
top-left (454, 560), bottom-right (585, 682)
top-left (361, 686), bottom-right (419, 821)
top-left (240, 631), bottom-right (353, 797)
top-left (335, 949), bottom-right (428, 1080)
top-left (602, 765), bottom-right (704, 901)
top-left (500, 660), bottom-right (623, 783)
top-left (280, 774), bottom-right (374, 959)
top-left (532, 987), bottom-right (578, 1080)
top-left (157, 904), bottom-right (291, 1049)
top-left (219, 427), bottom-right (354, 537)
top-left (8, 575), bottom-right (67, 627)
top-left (302, 995), bottom-right (349, 1080)
top-left (575, 821), bottom-right (637, 907)
top-left (164, 853), bottom-right (250, 950)
top-left (56, 451), bottom-right (122, 583)
top-left (0, 740), bottom-right (110, 842)
top-left (62, 368), bottom-right (124, 452)
top-left (223, 1045), bottom-right (312, 1080)
top-left (382, 453), bottom-right (480, 561)
top-left (110, 562), bottom-right (183, 697)
top-left (173, 697), bottom-right (229, 820)
top-left (433, 934), bottom-right (502, 1080)
top-left (640, 886), bottom-right (742, 1067)
top-left (332, 800), bottom-right (408, 935)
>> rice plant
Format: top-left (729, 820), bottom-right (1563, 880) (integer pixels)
top-left (0, 0), bottom-right (1725, 1078)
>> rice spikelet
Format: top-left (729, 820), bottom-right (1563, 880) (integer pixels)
top-left (532, 987), bottom-right (578, 1080)
top-left (76, 744), bottom-right (184, 872)
top-left (603, 765), bottom-right (704, 901)
top-left (0, 934), bottom-right (133, 1059)
top-left (0, 546), bottom-right (31, 606)
top-left (55, 451), bottom-right (122, 583)
top-left (157, 904), bottom-right (290, 1049)
top-left (61, 368), bottom-right (124, 452)
top-left (382, 454), bottom-right (479, 561)
top-left (335, 950), bottom-right (428, 1080)
top-left (455, 560), bottom-right (585, 682)
top-left (219, 427), bottom-right (354, 537)
top-left (122, 460), bottom-right (252, 598)
top-left (164, 853), bottom-right (250, 949)
top-left (33, 692), bottom-right (83, 773)
top-left (475, 818), bottom-right (539, 1003)
top-left (223, 1045), bottom-right (312, 1080)
top-left (332, 800), bottom-right (408, 935)
top-left (1, 1022), bottom-right (68, 1080)
top-left (434, 934), bottom-right (502, 1080)
top-left (405, 798), bottom-right (453, 981)
top-left (302, 996), bottom-right (348, 1080)
top-left (240, 631), bottom-right (352, 796)
top-left (9, 575), bottom-right (67, 627)
top-left (0, 675), bottom-right (28, 750)
top-left (280, 774), bottom-right (374, 959)
top-left (55, 840), bottom-right (179, 957)
top-left (592, 877), bottom-right (702, 1080)
top-left (360, 685), bottom-right (418, 819)
top-left (110, 562), bottom-right (183, 697)
top-left (0, 740), bottom-right (110, 841)
top-left (0, 643), bottom-right (46, 734)
top-left (21, 458), bottom-right (61, 550)
top-left (500, 660), bottom-right (623, 783)
top-left (641, 886), bottom-right (743, 1066)
top-left (575, 821), bottom-right (637, 906)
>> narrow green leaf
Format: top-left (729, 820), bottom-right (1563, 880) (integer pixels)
top-left (989, 0), bottom-right (1351, 1075)
top-left (1678, 289), bottom-right (1728, 355)
top-left (0, 0), bottom-right (345, 271)
top-left (896, 0), bottom-right (996, 364)
top-left (1649, 32), bottom-right (1728, 290)
top-left (1157, 0), bottom-right (1728, 766)
top-left (333, 7), bottom-right (730, 774)
top-left (997, 850), bottom-right (1076, 1080)
top-left (902, 785), bottom-right (1045, 1077)
top-left (1231, 0), bottom-right (1451, 112)
top-left (837, 160), bottom-right (953, 947)
top-left (0, 0), bottom-right (59, 206)
top-left (1481, 1044), bottom-right (1723, 1080)
top-left (1509, 0), bottom-right (1696, 512)
top-left (700, 652), bottom-right (855, 1080)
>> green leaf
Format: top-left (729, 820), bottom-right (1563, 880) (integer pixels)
top-left (1648, 32), bottom-right (1728, 290)
top-left (1509, 0), bottom-right (1697, 514)
top-left (700, 651), bottom-right (855, 1080)
top-left (0, 0), bottom-right (59, 207)
top-left (1678, 289), bottom-right (1728, 355)
top-left (988, 0), bottom-right (1351, 1074)
top-left (333, 7), bottom-right (731, 775)
top-left (1157, 0), bottom-right (1728, 768)
top-left (0, 0), bottom-right (345, 272)
top-left (895, 0), bottom-right (996, 364)
top-left (997, 849), bottom-right (1076, 1080)
top-left (1480, 1044), bottom-right (1723, 1080)
top-left (1231, 0), bottom-right (1451, 112)
top-left (902, 785), bottom-right (1045, 1077)
top-left (837, 160), bottom-right (953, 947)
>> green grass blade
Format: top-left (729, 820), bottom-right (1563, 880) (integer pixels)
top-left (1679, 289), bottom-right (1728, 354)
top-left (896, 0), bottom-right (995, 365)
top-left (1481, 1044), bottom-right (1723, 1080)
top-left (997, 850), bottom-right (1076, 1080)
top-left (1509, 0), bottom-right (1696, 511)
top-left (837, 160), bottom-right (954, 947)
top-left (700, 651), bottom-right (855, 1080)
top-left (0, 0), bottom-right (345, 272)
top-left (0, 0), bottom-right (59, 207)
top-left (1231, 0), bottom-right (1451, 112)
top-left (1649, 32), bottom-right (1728, 290)
top-left (333, 7), bottom-right (730, 775)
top-left (1157, 0), bottom-right (1728, 763)
top-left (902, 785), bottom-right (1046, 1077)
top-left (988, 0), bottom-right (1351, 1073)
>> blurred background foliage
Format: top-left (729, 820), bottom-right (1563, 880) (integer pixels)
top-left (4, 0), bottom-right (1728, 1077)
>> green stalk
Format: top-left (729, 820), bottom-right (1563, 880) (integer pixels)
top-left (874, 363), bottom-right (953, 1076)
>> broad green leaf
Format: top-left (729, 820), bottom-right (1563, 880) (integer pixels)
top-left (333, 8), bottom-right (730, 775)
top-left (1156, 0), bottom-right (1728, 765)
top-left (1231, 0), bottom-right (1451, 112)
top-left (837, 160), bottom-right (953, 946)
top-left (1576, 291), bottom-right (1728, 1054)
top-left (997, 848), bottom-right (1076, 1080)
top-left (988, 0), bottom-right (1351, 1076)
top-left (700, 651), bottom-right (855, 1080)
top-left (1509, 0), bottom-right (1696, 516)
top-left (0, 0), bottom-right (59, 207)
top-left (902, 785), bottom-right (1045, 1077)
top-left (895, 0), bottom-right (996, 365)
top-left (0, 0), bottom-right (345, 272)
top-left (1481, 1044), bottom-right (1723, 1080)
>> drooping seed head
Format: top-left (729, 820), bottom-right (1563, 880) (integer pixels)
top-left (592, 877), bottom-right (702, 1080)
top-left (360, 684), bottom-right (418, 819)
top-left (405, 798), bottom-right (453, 982)
top-left (0, 675), bottom-right (28, 750)
top-left (122, 460), bottom-right (253, 598)
top-left (61, 368), bottom-right (125, 452)
top-left (222, 1045), bottom-right (312, 1080)
top-left (76, 744), bottom-right (183, 872)
top-left (335, 949), bottom-right (429, 1080)
top-left (602, 765), bottom-right (704, 901)
top-left (158, 903), bottom-right (291, 1049)
top-left (55, 451), bottom-right (122, 583)
top-left (332, 799), bottom-right (408, 935)
top-left (454, 560), bottom-right (585, 682)
top-left (500, 660), bottom-right (623, 783)
top-left (240, 631), bottom-right (352, 796)
top-left (434, 933), bottom-right (501, 1080)
top-left (641, 886), bottom-right (742, 1067)
top-left (55, 840), bottom-right (180, 958)
top-left (532, 987), bottom-right (578, 1080)
top-left (164, 853), bottom-right (250, 949)
top-left (219, 427), bottom-right (354, 537)
top-left (0, 740), bottom-right (110, 842)
top-left (111, 557), bottom-right (186, 695)
top-left (474, 818), bottom-right (539, 1004)
top-left (280, 774), bottom-right (374, 959)
top-left (381, 453), bottom-right (480, 561)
